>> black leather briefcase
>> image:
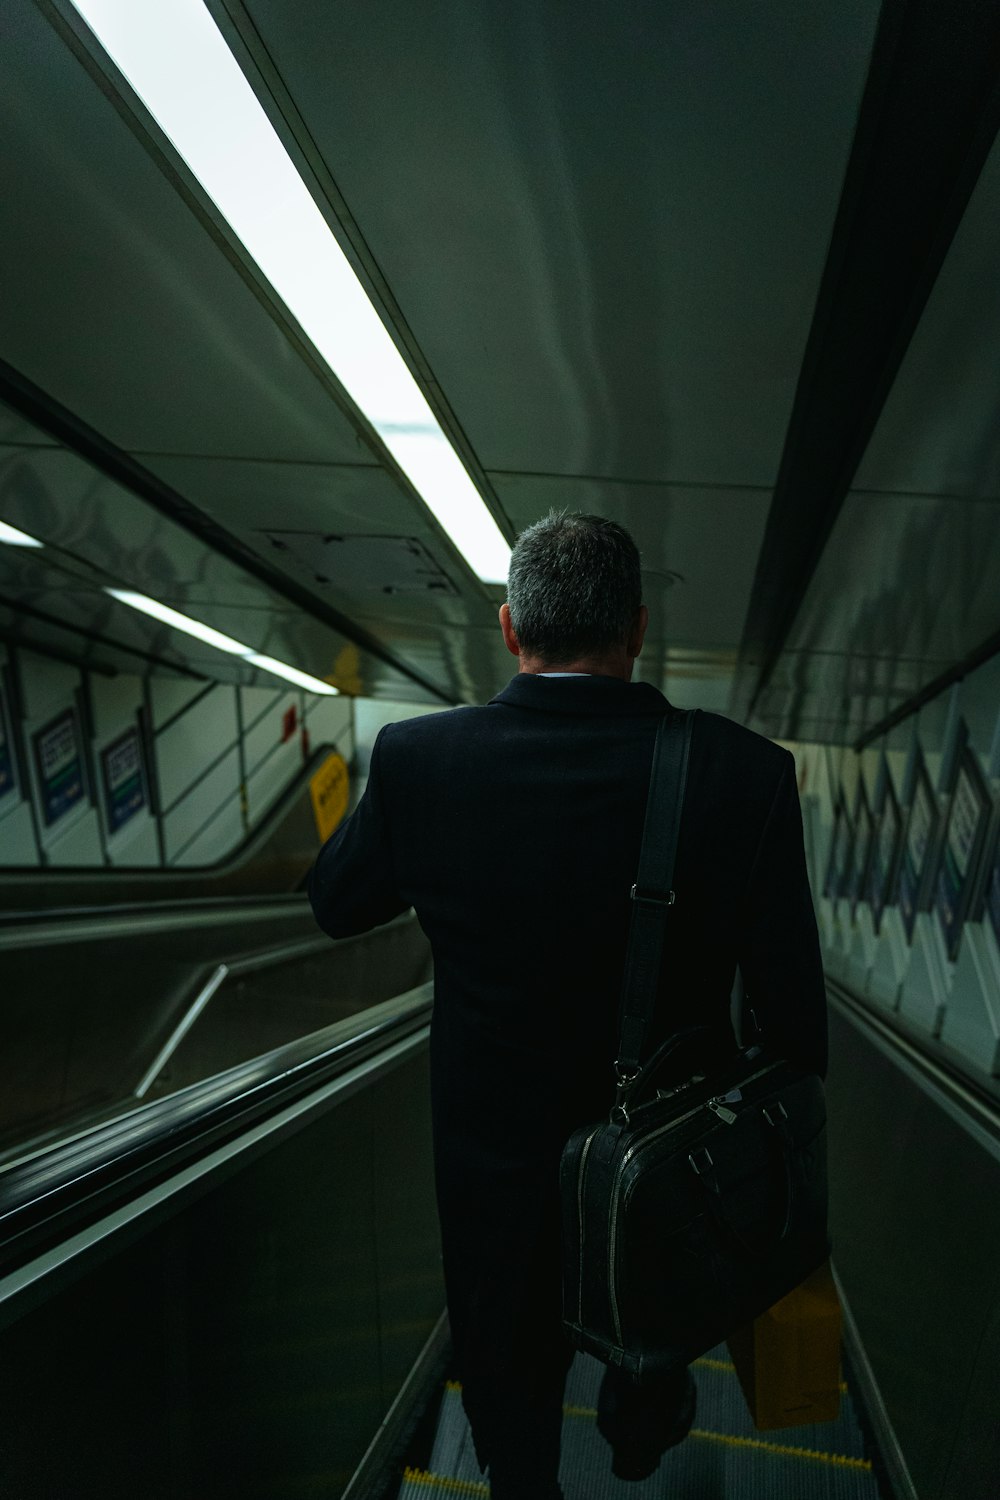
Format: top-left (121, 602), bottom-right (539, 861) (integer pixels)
top-left (559, 710), bottom-right (829, 1379)
top-left (560, 1035), bottom-right (829, 1378)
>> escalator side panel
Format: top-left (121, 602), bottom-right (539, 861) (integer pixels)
top-left (826, 1004), bottom-right (1000, 1499)
top-left (0, 1042), bottom-right (442, 1500)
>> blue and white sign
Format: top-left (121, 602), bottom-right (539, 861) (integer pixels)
top-left (868, 779), bottom-right (902, 933)
top-left (32, 708), bottom-right (86, 827)
top-left (898, 763), bottom-right (936, 942)
top-left (934, 750), bottom-right (990, 960)
top-left (101, 727), bottom-right (147, 834)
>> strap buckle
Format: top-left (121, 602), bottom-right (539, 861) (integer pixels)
top-left (630, 884), bottom-right (676, 908)
top-left (611, 1061), bottom-right (641, 1127)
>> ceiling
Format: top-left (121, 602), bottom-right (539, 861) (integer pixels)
top-left (1, 0), bottom-right (999, 737)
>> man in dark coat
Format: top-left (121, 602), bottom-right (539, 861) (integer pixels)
top-left (308, 513), bottom-right (827, 1499)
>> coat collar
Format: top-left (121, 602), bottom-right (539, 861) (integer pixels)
top-left (489, 673), bottom-right (671, 717)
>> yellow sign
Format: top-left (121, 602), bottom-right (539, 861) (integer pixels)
top-left (309, 753), bottom-right (350, 843)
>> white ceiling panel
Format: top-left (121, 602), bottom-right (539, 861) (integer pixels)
top-left (241, 0), bottom-right (879, 485)
top-left (142, 454), bottom-right (428, 538)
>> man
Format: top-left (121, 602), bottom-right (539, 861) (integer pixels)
top-left (308, 512), bottom-right (827, 1499)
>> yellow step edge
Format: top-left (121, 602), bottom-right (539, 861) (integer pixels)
top-left (559, 1406), bottom-right (871, 1471)
top-left (402, 1467), bottom-right (488, 1495)
top-left (440, 1388), bottom-right (872, 1475)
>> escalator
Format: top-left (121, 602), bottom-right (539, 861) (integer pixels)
top-left (0, 741), bottom-right (422, 1161)
top-left (0, 896), bottom-right (430, 1161)
top-left (0, 961), bottom-right (444, 1500)
top-left (5, 886), bottom-right (997, 1498)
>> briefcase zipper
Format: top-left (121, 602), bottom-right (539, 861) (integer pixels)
top-left (606, 1060), bottom-right (778, 1342)
top-left (607, 1096), bottom-right (705, 1342)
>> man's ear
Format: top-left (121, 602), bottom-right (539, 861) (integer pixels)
top-left (629, 604), bottom-right (649, 659)
top-left (499, 602), bottom-right (521, 658)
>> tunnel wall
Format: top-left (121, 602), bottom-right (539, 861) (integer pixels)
top-left (0, 643), bottom-right (352, 869)
top-left (788, 647), bottom-right (1000, 1084)
top-left (784, 655), bottom-right (1000, 1500)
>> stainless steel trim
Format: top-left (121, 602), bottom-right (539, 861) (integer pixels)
top-left (828, 983), bottom-right (1000, 1166)
top-left (831, 1261), bottom-right (919, 1500)
top-left (225, 935), bottom-right (329, 974)
top-left (340, 1309), bottom-right (449, 1500)
top-left (0, 1026), bottom-right (429, 1326)
top-left (134, 963), bottom-right (229, 1098)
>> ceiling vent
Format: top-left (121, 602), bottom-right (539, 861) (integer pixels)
top-left (258, 532), bottom-right (458, 596)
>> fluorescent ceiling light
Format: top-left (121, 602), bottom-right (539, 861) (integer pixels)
top-left (106, 588), bottom-right (339, 696)
top-left (244, 654), bottom-right (339, 696)
top-left (71, 0), bottom-right (512, 586)
top-left (0, 521), bottom-right (43, 547)
top-left (106, 588), bottom-right (249, 654)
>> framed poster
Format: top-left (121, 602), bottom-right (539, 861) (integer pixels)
top-left (933, 747), bottom-right (991, 961)
top-left (0, 683), bottom-right (15, 802)
top-left (898, 757), bottom-right (937, 943)
top-left (847, 783), bottom-right (875, 915)
top-left (984, 825), bottom-right (1000, 953)
top-left (101, 726), bottom-right (147, 835)
top-left (32, 707), bottom-right (86, 827)
top-left (867, 773), bottom-right (902, 934)
top-left (822, 793), bottom-right (853, 901)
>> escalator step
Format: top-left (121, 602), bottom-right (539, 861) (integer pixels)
top-left (397, 1346), bottom-right (882, 1498)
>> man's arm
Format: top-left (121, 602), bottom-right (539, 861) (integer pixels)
top-left (737, 754), bottom-right (828, 1078)
top-left (307, 728), bottom-right (410, 939)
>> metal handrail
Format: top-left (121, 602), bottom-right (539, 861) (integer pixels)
top-left (0, 982), bottom-right (433, 1275)
top-left (827, 976), bottom-right (1000, 1142)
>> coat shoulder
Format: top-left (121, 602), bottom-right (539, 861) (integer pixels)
top-left (375, 705), bottom-right (491, 764)
top-left (695, 710), bottom-right (792, 780)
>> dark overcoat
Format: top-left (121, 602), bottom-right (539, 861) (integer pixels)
top-left (308, 674), bottom-right (827, 1459)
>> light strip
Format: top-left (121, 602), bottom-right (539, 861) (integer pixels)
top-left (70, 0), bottom-right (512, 585)
top-left (0, 521), bottom-right (43, 548)
top-left (243, 654), bottom-right (338, 695)
top-left (106, 588), bottom-right (339, 695)
top-left (105, 588), bottom-right (249, 654)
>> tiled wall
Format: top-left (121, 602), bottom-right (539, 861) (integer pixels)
top-left (0, 644), bottom-right (354, 869)
top-left (789, 650), bottom-right (1000, 1083)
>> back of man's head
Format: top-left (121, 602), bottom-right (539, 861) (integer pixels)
top-left (506, 512), bottom-right (642, 666)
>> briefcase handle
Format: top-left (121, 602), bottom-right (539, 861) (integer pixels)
top-left (612, 1024), bottom-right (717, 1123)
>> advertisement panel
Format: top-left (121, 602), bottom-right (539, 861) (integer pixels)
top-left (985, 833), bottom-right (1000, 952)
top-left (898, 759), bottom-right (936, 943)
top-left (822, 794), bottom-right (853, 902)
top-left (847, 784), bottom-right (875, 915)
top-left (32, 708), bottom-right (86, 827)
top-left (933, 748), bottom-right (991, 960)
top-left (867, 774), bottom-right (902, 934)
top-left (101, 727), bottom-right (147, 834)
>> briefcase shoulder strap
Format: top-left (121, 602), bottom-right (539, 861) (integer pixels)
top-left (615, 708), bottom-right (697, 1077)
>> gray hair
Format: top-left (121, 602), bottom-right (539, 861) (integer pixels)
top-left (506, 512), bottom-right (642, 663)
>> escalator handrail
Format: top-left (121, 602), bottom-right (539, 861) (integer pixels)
top-left (0, 982), bottom-right (432, 1276)
top-left (827, 974), bottom-right (1000, 1140)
